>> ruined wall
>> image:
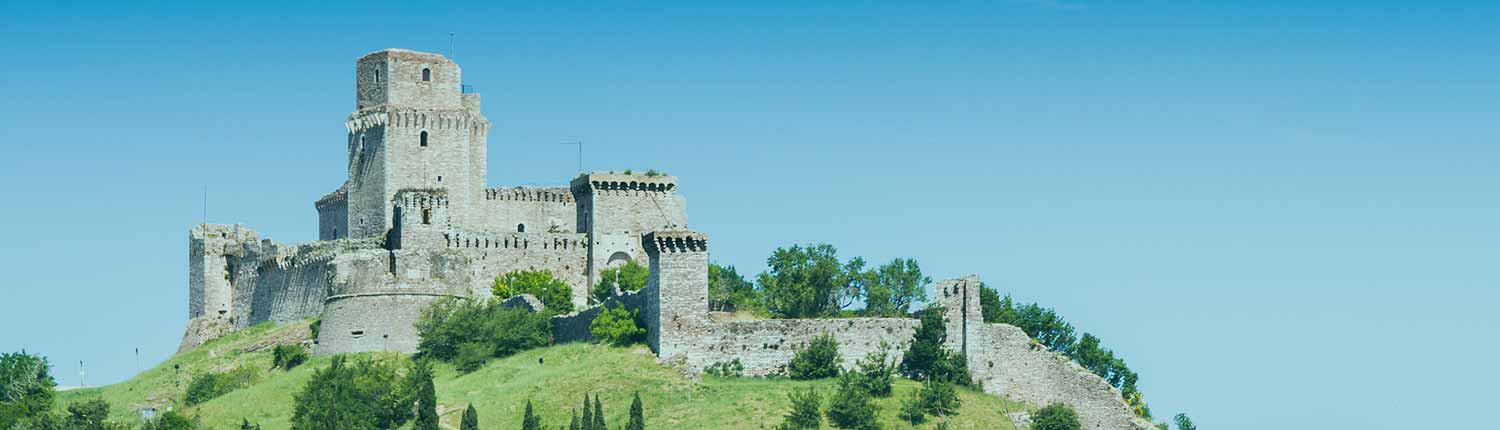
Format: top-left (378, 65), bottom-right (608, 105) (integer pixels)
top-left (473, 187), bottom-right (578, 234)
top-left (188, 224), bottom-right (260, 320)
top-left (676, 318), bottom-right (918, 376)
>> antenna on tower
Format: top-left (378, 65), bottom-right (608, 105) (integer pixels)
top-left (449, 32), bottom-right (456, 59)
top-left (202, 185), bottom-right (208, 227)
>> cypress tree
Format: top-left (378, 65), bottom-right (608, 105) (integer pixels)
top-left (569, 409), bottom-right (580, 430)
top-left (581, 395), bottom-right (593, 430)
top-left (460, 404), bottom-right (478, 430)
top-left (521, 400), bottom-right (541, 430)
top-left (627, 392), bottom-right (644, 430)
top-left (592, 394), bottom-right (605, 430)
top-left (413, 360), bottom-right (439, 430)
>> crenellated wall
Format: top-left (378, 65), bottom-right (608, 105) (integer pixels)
top-left (472, 187), bottom-right (579, 234)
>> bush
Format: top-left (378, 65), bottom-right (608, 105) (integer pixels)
top-left (493, 270), bottom-right (574, 313)
top-left (291, 355), bottom-right (414, 430)
top-left (777, 387), bottom-right (821, 430)
top-left (853, 347), bottom-right (894, 397)
top-left (899, 389), bottom-right (926, 425)
top-left (184, 366), bottom-right (258, 406)
top-left (1032, 403), bottom-right (1082, 430)
top-left (143, 410), bottom-right (194, 430)
top-left (900, 306), bottom-right (971, 385)
top-left (273, 344), bottom-right (309, 370)
top-left (788, 333), bottom-right (841, 380)
top-left (453, 342), bottom-right (491, 374)
top-left (415, 298), bottom-right (553, 363)
top-left (309, 318), bottom-right (322, 340)
top-left (590, 303), bottom-right (644, 347)
top-left (918, 379), bottom-right (960, 417)
top-left (704, 359), bottom-right (745, 378)
top-left (0, 351), bottom-right (56, 430)
top-left (592, 261), bottom-right (648, 304)
top-left (825, 372), bottom-right (878, 430)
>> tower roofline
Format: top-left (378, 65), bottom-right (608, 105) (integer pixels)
top-left (359, 48), bottom-right (453, 63)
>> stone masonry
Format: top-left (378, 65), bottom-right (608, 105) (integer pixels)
top-left (183, 48), bottom-right (1150, 429)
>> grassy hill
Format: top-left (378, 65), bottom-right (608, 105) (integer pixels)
top-left (58, 321), bottom-right (1024, 429)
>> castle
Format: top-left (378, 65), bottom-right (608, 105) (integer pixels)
top-left (184, 49), bottom-right (1153, 430)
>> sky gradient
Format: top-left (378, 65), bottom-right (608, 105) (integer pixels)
top-left (2, 2), bottom-right (1497, 429)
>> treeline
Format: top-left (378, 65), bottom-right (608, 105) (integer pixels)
top-left (0, 351), bottom-right (204, 430)
top-left (704, 243), bottom-right (931, 319)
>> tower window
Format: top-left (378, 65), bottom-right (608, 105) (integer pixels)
top-left (420, 131), bottom-right (429, 147)
top-left (422, 208), bottom-right (433, 225)
top-left (422, 68), bottom-right (431, 82)
top-left (373, 69), bottom-right (382, 83)
top-left (437, 176), bottom-right (442, 182)
top-left (517, 224), bottom-right (526, 233)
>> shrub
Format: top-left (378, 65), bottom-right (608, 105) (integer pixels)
top-left (309, 318), bottom-right (322, 340)
top-left (899, 389), bottom-right (926, 425)
top-left (590, 303), bottom-right (644, 347)
top-left (825, 372), bottom-right (878, 430)
top-left (853, 347), bottom-right (894, 397)
top-left (453, 342), bottom-right (491, 374)
top-left (460, 404), bottom-right (478, 430)
top-left (918, 379), bottom-right (960, 417)
top-left (521, 400), bottom-right (541, 430)
top-left (143, 410), bottom-right (194, 430)
top-left (415, 298), bottom-right (553, 363)
top-left (704, 359), bottom-right (745, 378)
top-left (777, 387), bottom-right (821, 430)
top-left (1032, 403), bottom-right (1081, 430)
top-left (900, 306), bottom-right (971, 385)
top-left (273, 344), bottom-right (309, 370)
top-left (492, 269), bottom-right (574, 313)
top-left (63, 398), bottom-right (115, 430)
top-left (627, 392), bottom-right (644, 430)
top-left (291, 355), bottom-right (413, 430)
top-left (788, 333), bottom-right (841, 380)
top-left (592, 261), bottom-right (648, 304)
top-left (184, 366), bottom-right (258, 406)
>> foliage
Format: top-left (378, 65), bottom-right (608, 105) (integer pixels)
top-left (1173, 413), bottom-right (1196, 430)
top-left (757, 244), bottom-right (850, 318)
top-left (461, 404), bottom-right (478, 430)
top-left (411, 360), bottom-right (438, 430)
top-left (899, 307), bottom-right (970, 385)
top-left (708, 263), bottom-right (758, 313)
top-left (290, 355), bottom-right (413, 430)
top-left (415, 298), bottom-right (553, 364)
top-left (863, 258), bottom-right (929, 317)
top-left (788, 334), bottom-right (842, 380)
top-left (1031, 403), bottom-right (1081, 430)
top-left (0, 351), bottom-right (55, 430)
top-left (522, 400), bottom-right (542, 430)
top-left (62, 398), bottom-right (127, 430)
top-left (777, 387), bottom-right (822, 430)
top-left (917, 379), bottom-right (960, 417)
top-left (589, 304), bottom-right (645, 347)
top-left (898, 390), bottom-right (925, 425)
top-left (644, 169), bottom-right (663, 177)
top-left (185, 366), bottom-right (258, 406)
top-left (593, 261), bottom-right (649, 304)
top-left (454, 342), bottom-right (491, 374)
top-left (704, 359), bottom-right (745, 378)
top-left (241, 418), bottom-right (262, 430)
top-left (492, 269), bottom-right (575, 313)
top-left (309, 319), bottom-right (321, 341)
top-left (273, 344), bottom-right (309, 370)
top-left (143, 411), bottom-right (194, 430)
top-left (852, 348), bottom-right (894, 398)
top-left (627, 392), bottom-right (644, 430)
top-left (592, 394), bottom-right (604, 430)
top-left (824, 373), bottom-right (879, 430)
top-left (581, 395), bottom-right (592, 430)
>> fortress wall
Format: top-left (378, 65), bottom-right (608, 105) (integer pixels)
top-left (317, 293), bottom-right (449, 355)
top-left (473, 187), bottom-right (578, 234)
top-left (968, 324), bottom-right (1153, 430)
top-left (245, 244), bottom-right (339, 327)
top-left (672, 318), bottom-right (919, 376)
top-left (576, 174), bottom-right (689, 287)
top-left (315, 185), bottom-right (349, 240)
top-left (385, 110), bottom-right (480, 227)
top-left (445, 230), bottom-right (590, 306)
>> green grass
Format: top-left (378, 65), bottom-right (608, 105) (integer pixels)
top-left (57, 322), bottom-right (1024, 430)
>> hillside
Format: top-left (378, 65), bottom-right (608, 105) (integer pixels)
top-left (58, 321), bottom-right (1025, 430)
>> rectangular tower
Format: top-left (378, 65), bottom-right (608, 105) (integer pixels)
top-left (338, 49), bottom-right (489, 239)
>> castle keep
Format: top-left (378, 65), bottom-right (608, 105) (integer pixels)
top-left (185, 49), bottom-right (1152, 430)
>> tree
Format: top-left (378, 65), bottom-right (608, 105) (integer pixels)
top-left (411, 360), bottom-right (439, 430)
top-left (461, 404), bottom-right (478, 430)
top-left (593, 260), bottom-right (649, 304)
top-left (788, 334), bottom-right (841, 380)
top-left (592, 394), bottom-right (604, 430)
top-left (627, 392), bottom-right (644, 430)
top-left (521, 400), bottom-right (541, 430)
top-left (708, 263), bottom-right (757, 313)
top-left (853, 347), bottom-right (894, 397)
top-left (581, 396), bottom-right (592, 430)
top-left (1032, 403), bottom-right (1081, 430)
top-left (977, 284), bottom-right (1005, 324)
top-left (415, 298), bottom-right (553, 363)
top-left (778, 387), bottom-right (821, 430)
top-left (758, 244), bottom-right (847, 318)
top-left (1, 351), bottom-right (56, 430)
top-left (569, 409), bottom-right (579, 430)
top-left (291, 355), bottom-right (411, 430)
top-left (898, 389), bottom-right (925, 425)
top-left (917, 379), bottom-right (959, 417)
top-left (864, 258), bottom-right (928, 317)
top-left (493, 269), bottom-right (575, 313)
top-left (590, 303), bottom-right (644, 346)
top-left (899, 306), bottom-right (970, 385)
top-left (824, 373), bottom-right (878, 430)
top-left (273, 344), bottom-right (309, 370)
top-left (147, 410), bottom-right (194, 430)
top-left (1173, 413), bottom-right (1196, 430)
top-left (63, 398), bottom-right (112, 430)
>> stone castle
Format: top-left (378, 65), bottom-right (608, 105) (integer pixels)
top-left (183, 49), bottom-right (1152, 430)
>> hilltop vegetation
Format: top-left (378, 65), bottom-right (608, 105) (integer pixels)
top-left (36, 321), bottom-right (1026, 430)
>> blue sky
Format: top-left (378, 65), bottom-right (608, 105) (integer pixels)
top-left (2, 1), bottom-right (1497, 429)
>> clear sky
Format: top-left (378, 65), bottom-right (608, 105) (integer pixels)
top-left (1, 1), bottom-right (1496, 429)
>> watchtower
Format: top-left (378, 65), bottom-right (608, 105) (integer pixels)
top-left (337, 49), bottom-right (489, 239)
top-left (640, 230), bottom-right (710, 358)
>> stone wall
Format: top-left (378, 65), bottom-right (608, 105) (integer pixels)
top-left (574, 173), bottom-right (689, 287)
top-left (315, 185), bottom-right (349, 240)
top-left (473, 187), bottom-right (578, 234)
top-left (444, 230), bottom-right (591, 306)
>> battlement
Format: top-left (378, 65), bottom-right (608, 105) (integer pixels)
top-left (445, 230), bottom-right (588, 251)
top-left (191, 224), bottom-right (260, 242)
top-left (315, 184), bottom-right (348, 209)
top-left (485, 187), bottom-right (575, 203)
top-left (571, 172), bottom-right (678, 193)
top-left (344, 106), bottom-right (489, 134)
top-left (644, 230), bottom-right (708, 254)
